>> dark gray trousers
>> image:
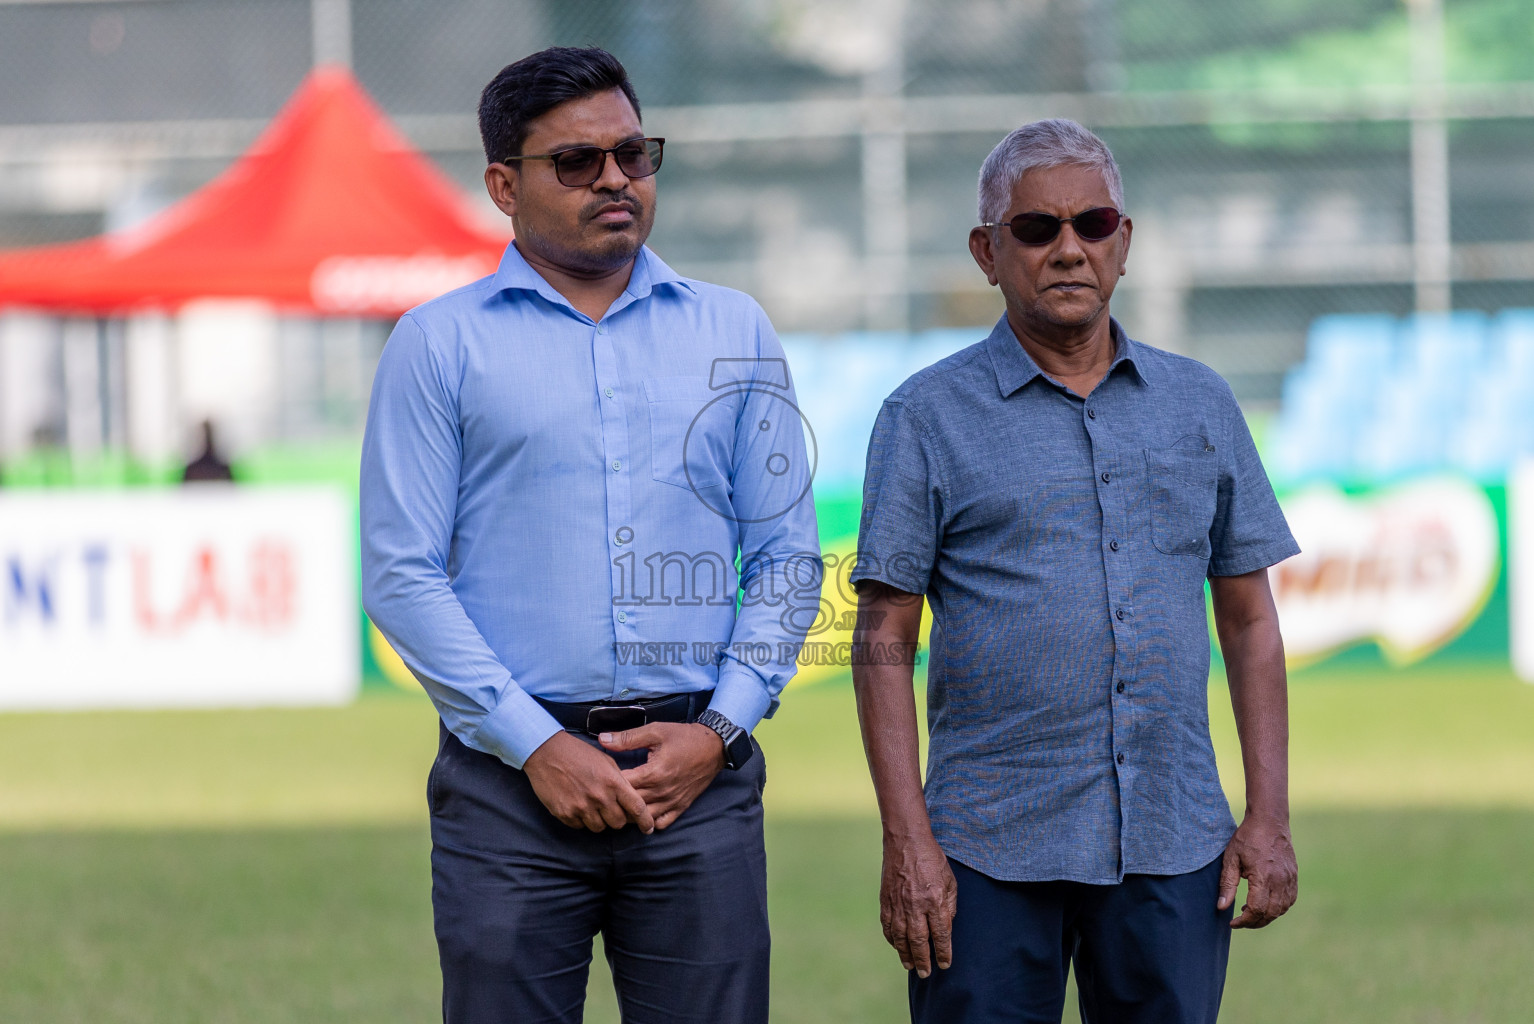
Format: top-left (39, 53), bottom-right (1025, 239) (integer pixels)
top-left (429, 722), bottom-right (770, 1024)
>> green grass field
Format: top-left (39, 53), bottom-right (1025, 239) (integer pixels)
top-left (1, 667), bottom-right (1532, 1023)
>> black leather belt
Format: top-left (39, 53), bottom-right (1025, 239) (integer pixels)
top-left (533, 690), bottom-right (713, 736)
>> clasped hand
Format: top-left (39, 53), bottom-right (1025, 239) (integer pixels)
top-left (522, 723), bottom-right (726, 834)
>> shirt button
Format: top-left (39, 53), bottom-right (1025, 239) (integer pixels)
top-left (617, 611), bottom-right (627, 623)
top-left (604, 387), bottom-right (614, 398)
top-left (614, 527), bottom-right (631, 545)
top-left (612, 460), bottom-right (622, 471)
top-left (1101, 471), bottom-right (1111, 483)
top-left (1087, 408), bottom-right (1096, 419)
top-left (597, 324), bottom-right (607, 334)
top-left (1116, 752), bottom-right (1126, 765)
top-left (1109, 539), bottom-right (1119, 552)
top-left (620, 688), bottom-right (630, 696)
top-left (1116, 680), bottom-right (1126, 694)
top-left (1115, 607), bottom-right (1126, 621)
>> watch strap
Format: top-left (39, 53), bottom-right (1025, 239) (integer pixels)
top-left (696, 709), bottom-right (753, 770)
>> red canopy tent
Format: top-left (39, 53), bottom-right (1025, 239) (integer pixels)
top-left (0, 67), bottom-right (510, 317)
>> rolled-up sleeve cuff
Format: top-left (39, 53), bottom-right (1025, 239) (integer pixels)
top-left (1208, 538), bottom-right (1302, 578)
top-left (708, 661), bottom-right (775, 736)
top-left (469, 685), bottom-right (564, 770)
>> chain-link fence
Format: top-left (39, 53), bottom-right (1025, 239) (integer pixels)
top-left (0, 0), bottom-right (1531, 467)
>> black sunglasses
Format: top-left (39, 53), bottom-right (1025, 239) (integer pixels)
top-left (503, 137), bottom-right (665, 188)
top-left (981, 206), bottom-right (1123, 245)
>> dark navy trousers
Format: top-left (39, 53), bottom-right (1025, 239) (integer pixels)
top-left (428, 722), bottom-right (770, 1024)
top-left (911, 855), bottom-right (1233, 1024)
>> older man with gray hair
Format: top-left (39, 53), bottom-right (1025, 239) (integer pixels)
top-left (850, 118), bottom-right (1299, 1023)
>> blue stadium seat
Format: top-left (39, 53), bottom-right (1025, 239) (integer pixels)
top-left (1273, 310), bottom-right (1534, 483)
top-left (1305, 314), bottom-right (1396, 380)
top-left (1270, 315), bottom-right (1399, 481)
top-left (1398, 311), bottom-right (1487, 400)
top-left (782, 329), bottom-right (991, 493)
top-left (1491, 309), bottom-right (1534, 392)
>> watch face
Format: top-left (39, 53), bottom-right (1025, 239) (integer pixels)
top-left (698, 710), bottom-right (752, 769)
top-left (726, 731), bottom-right (754, 770)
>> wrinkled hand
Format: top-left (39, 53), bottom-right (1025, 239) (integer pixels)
top-left (880, 831), bottom-right (958, 977)
top-left (1218, 813), bottom-right (1298, 928)
top-left (523, 730), bottom-right (655, 834)
top-left (602, 723), bottom-right (725, 831)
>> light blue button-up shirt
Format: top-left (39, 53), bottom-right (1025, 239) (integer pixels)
top-left (361, 243), bottom-right (821, 769)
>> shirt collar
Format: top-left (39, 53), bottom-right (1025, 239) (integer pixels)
top-left (1106, 320), bottom-right (1153, 387)
top-left (631, 245), bottom-right (692, 293)
top-left (986, 314), bottom-right (1152, 398)
top-left (490, 242), bottom-right (693, 320)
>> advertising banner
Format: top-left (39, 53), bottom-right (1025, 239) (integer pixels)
top-left (367, 477), bottom-right (1528, 692)
top-left (1268, 477), bottom-right (1502, 668)
top-left (1510, 460), bottom-right (1534, 683)
top-left (0, 488), bottom-right (359, 709)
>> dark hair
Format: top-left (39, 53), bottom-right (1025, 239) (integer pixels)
top-left (478, 47), bottom-right (641, 165)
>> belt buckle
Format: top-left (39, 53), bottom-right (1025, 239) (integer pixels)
top-left (586, 704), bottom-right (647, 735)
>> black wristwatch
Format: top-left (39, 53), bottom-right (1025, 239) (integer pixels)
top-left (696, 710), bottom-right (754, 770)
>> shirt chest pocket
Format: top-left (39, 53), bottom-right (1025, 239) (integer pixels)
top-left (644, 376), bottom-right (735, 492)
top-left (1143, 447), bottom-right (1218, 558)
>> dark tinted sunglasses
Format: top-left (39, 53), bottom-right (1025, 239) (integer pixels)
top-left (982, 206), bottom-right (1123, 245)
top-left (504, 137), bottom-right (665, 188)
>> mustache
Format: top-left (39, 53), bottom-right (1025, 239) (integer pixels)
top-left (581, 188), bottom-right (645, 220)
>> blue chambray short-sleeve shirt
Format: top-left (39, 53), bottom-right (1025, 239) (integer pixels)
top-left (850, 315), bottom-right (1299, 884)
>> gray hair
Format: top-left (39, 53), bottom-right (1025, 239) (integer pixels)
top-left (977, 118), bottom-right (1124, 225)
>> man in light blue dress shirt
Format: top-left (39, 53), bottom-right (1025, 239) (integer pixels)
top-left (360, 47), bottom-right (818, 1024)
